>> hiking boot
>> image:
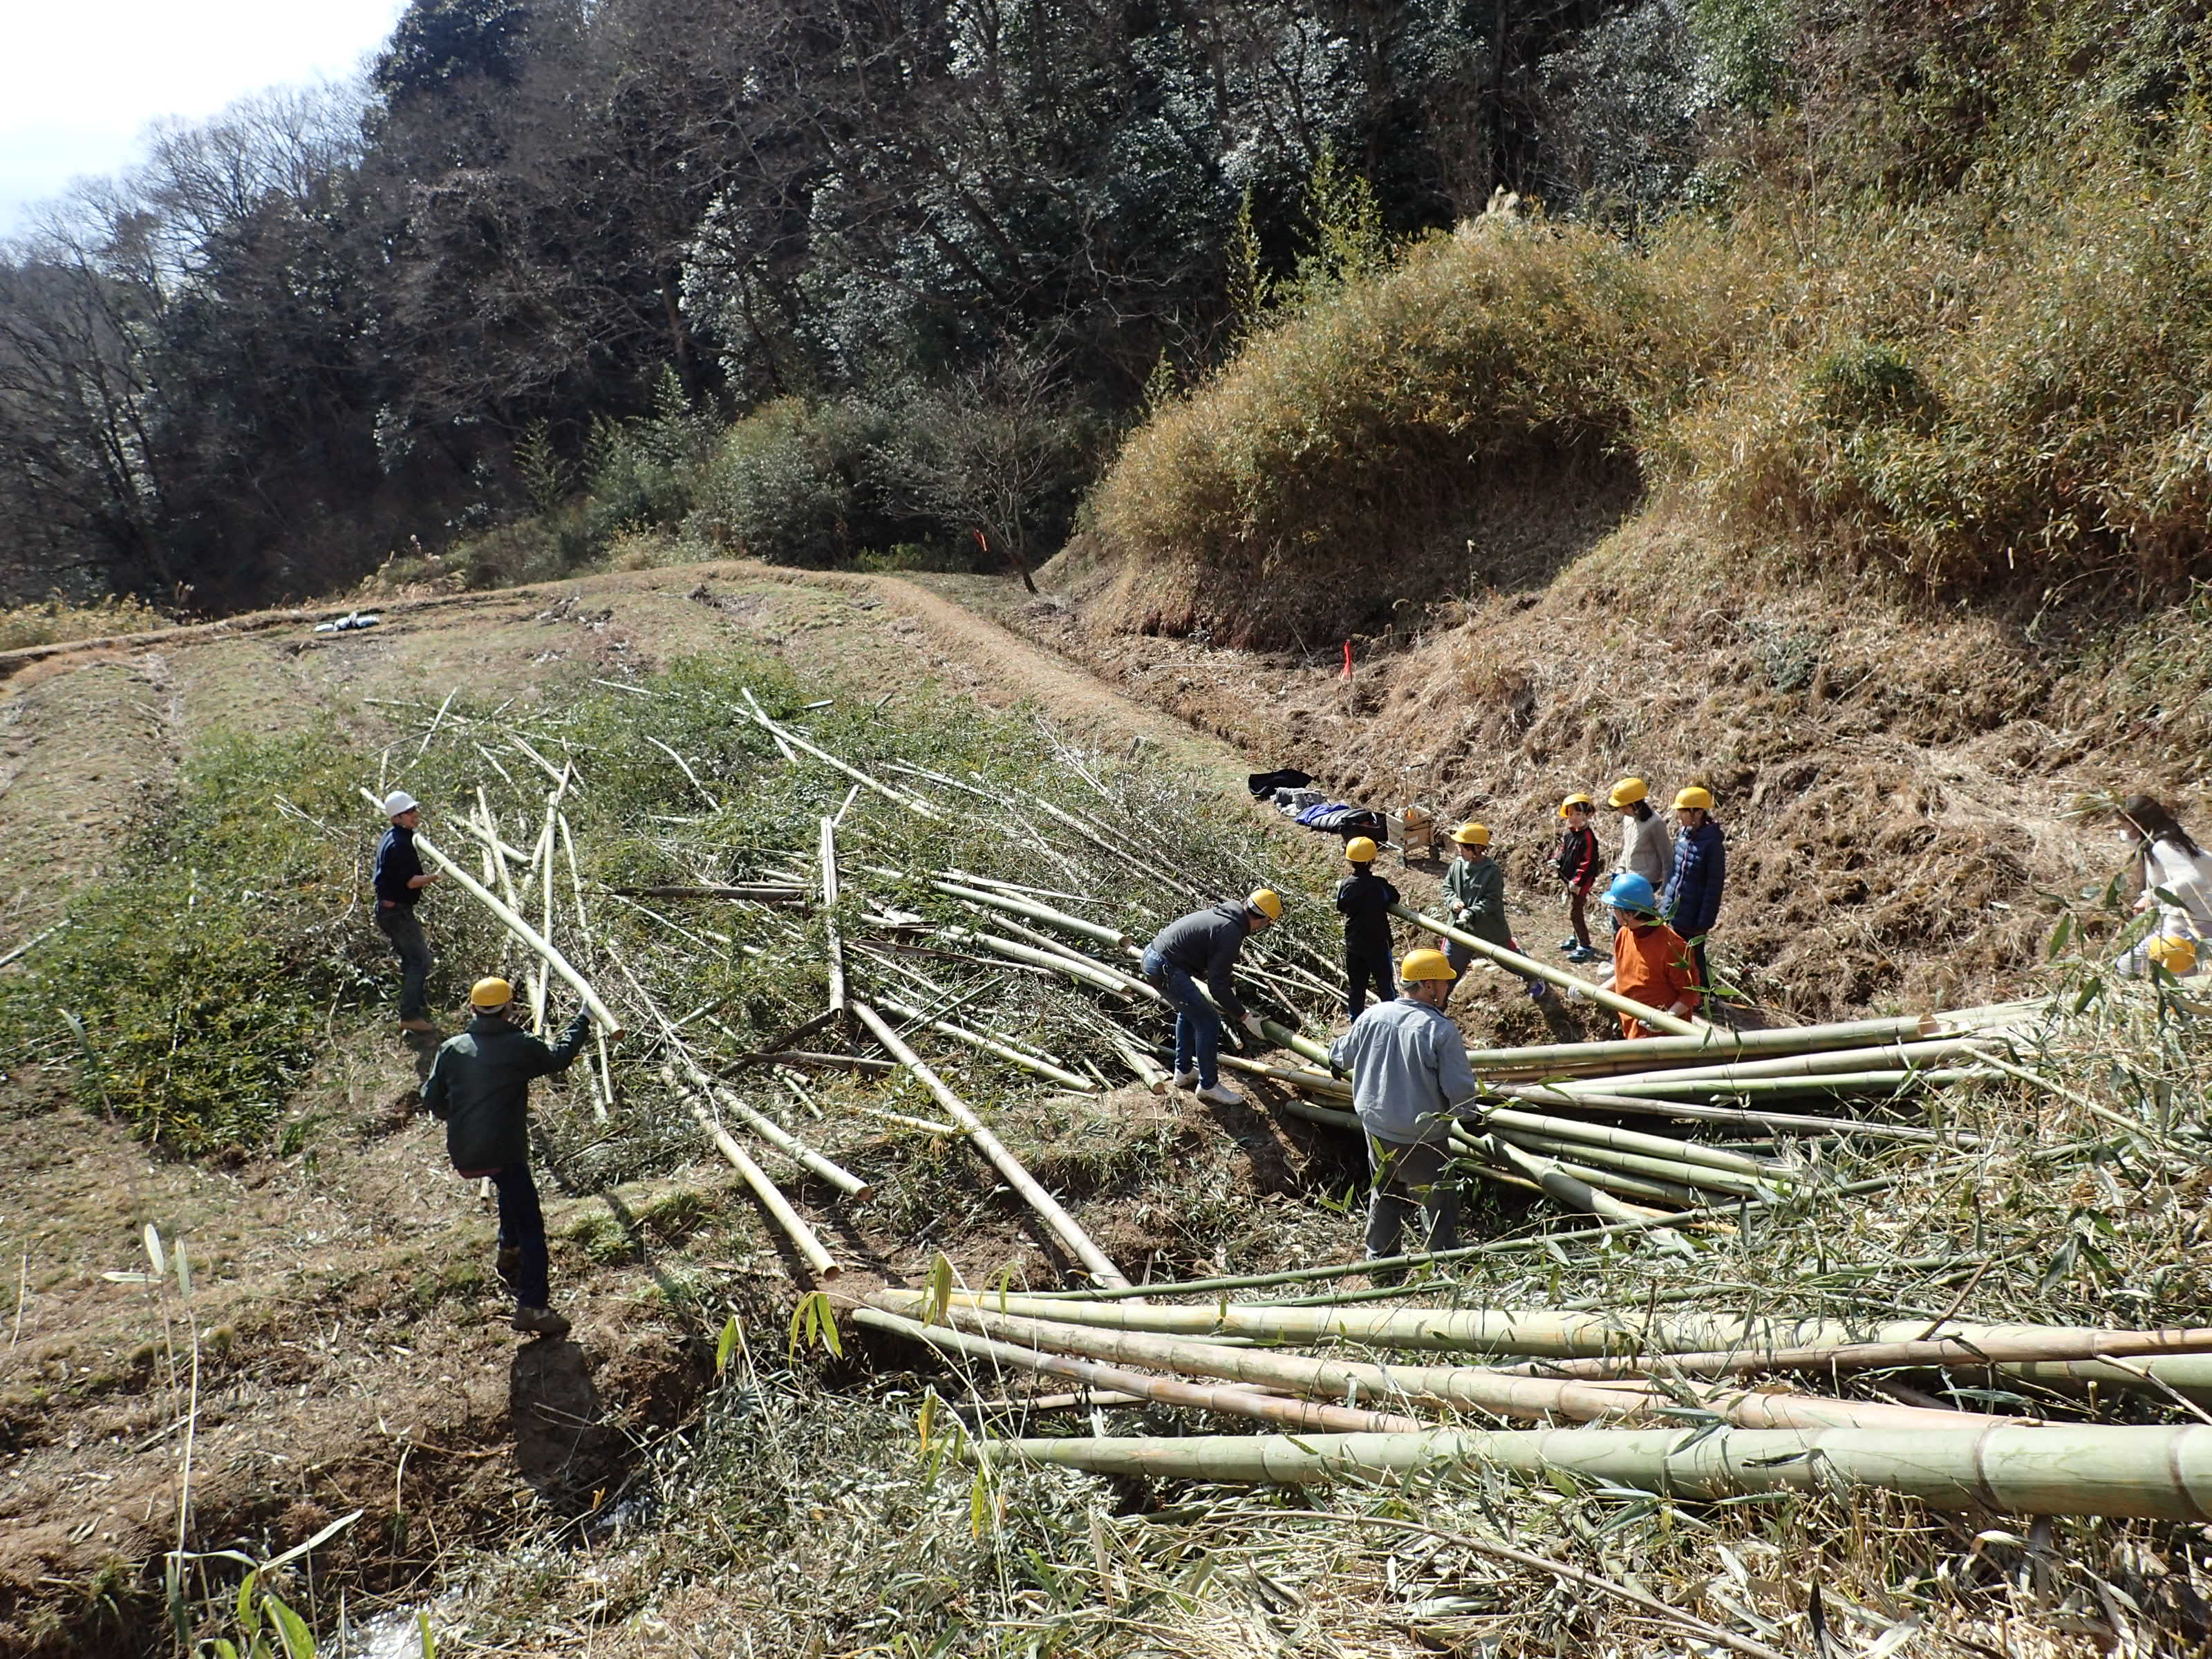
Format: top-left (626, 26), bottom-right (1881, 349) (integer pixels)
top-left (1195, 1081), bottom-right (1245, 1106)
top-left (512, 1305), bottom-right (571, 1338)
top-left (495, 1246), bottom-right (521, 1291)
top-left (1170, 1070), bottom-right (1199, 1089)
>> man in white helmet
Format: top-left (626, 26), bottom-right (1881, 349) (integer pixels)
top-left (373, 789), bottom-right (441, 1033)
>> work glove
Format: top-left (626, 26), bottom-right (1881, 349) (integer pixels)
top-left (1239, 1011), bottom-right (1266, 1039)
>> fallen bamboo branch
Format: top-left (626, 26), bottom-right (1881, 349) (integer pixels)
top-left (875, 994), bottom-right (1096, 1091)
top-left (986, 1421), bottom-right (2212, 1521)
top-left (858, 1307), bottom-right (1423, 1434)
top-left (1521, 1324), bottom-right (2212, 1381)
top-left (820, 816), bottom-right (847, 1014)
top-left (741, 688), bottom-right (939, 817)
top-left (745, 1050), bottom-right (898, 1074)
top-left (851, 1000), bottom-right (1133, 1291)
top-left (930, 879), bottom-right (1128, 950)
top-left (1501, 1085), bottom-right (1965, 1145)
top-left (1390, 902), bottom-right (1702, 1036)
top-left (361, 789), bottom-right (621, 1033)
top-left (557, 810), bottom-right (615, 1114)
top-left (660, 1065), bottom-right (839, 1280)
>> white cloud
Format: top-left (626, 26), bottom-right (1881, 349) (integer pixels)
top-left (1, 0), bottom-right (410, 234)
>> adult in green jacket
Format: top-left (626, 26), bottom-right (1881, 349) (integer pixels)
top-left (422, 976), bottom-right (594, 1337)
top-left (1440, 821), bottom-right (1548, 1003)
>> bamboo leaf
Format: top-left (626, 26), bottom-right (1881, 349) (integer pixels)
top-left (236, 1569), bottom-right (261, 1637)
top-left (142, 1223), bottom-right (166, 1277)
top-left (417, 1609), bottom-right (437, 1659)
top-left (715, 1315), bottom-right (740, 1375)
top-left (924, 1253), bottom-right (954, 1326)
top-left (918, 1387), bottom-right (938, 1452)
top-left (263, 1591), bottom-right (317, 1659)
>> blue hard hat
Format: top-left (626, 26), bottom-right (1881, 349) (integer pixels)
top-left (1605, 872), bottom-right (1658, 915)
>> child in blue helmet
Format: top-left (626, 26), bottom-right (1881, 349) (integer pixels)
top-left (1599, 872), bottom-right (1699, 1039)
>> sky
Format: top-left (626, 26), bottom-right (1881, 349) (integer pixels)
top-left (0, 0), bottom-right (411, 237)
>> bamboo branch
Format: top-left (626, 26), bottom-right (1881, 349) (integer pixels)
top-left (1390, 903), bottom-right (1702, 1035)
top-left (659, 1066), bottom-right (839, 1280)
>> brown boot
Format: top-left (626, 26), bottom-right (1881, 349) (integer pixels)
top-left (511, 1305), bottom-right (571, 1338)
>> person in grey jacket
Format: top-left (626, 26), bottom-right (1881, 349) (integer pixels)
top-left (1141, 888), bottom-right (1281, 1105)
top-left (421, 976), bottom-right (595, 1337)
top-left (1327, 948), bottom-right (1482, 1267)
top-left (1607, 777), bottom-right (1674, 892)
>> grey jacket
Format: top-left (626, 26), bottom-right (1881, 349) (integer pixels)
top-left (1145, 901), bottom-right (1255, 1024)
top-left (1327, 997), bottom-right (1481, 1147)
top-left (1616, 807), bottom-right (1674, 890)
top-left (422, 1010), bottom-right (591, 1174)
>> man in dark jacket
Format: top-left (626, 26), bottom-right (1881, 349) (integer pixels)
top-left (373, 790), bottom-right (440, 1033)
top-left (1661, 786), bottom-right (1727, 993)
top-left (1141, 888), bottom-right (1281, 1105)
top-left (422, 977), bottom-right (594, 1337)
top-left (1333, 837), bottom-right (1400, 1020)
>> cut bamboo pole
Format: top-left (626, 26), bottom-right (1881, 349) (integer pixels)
top-left (1478, 1105), bottom-right (1785, 1181)
top-left (874, 994), bottom-right (1096, 1091)
top-left (881, 1299), bottom-right (1996, 1435)
top-left (969, 931), bottom-right (1151, 997)
top-left (819, 816), bottom-right (846, 1014)
top-left (667, 1047), bottom-right (871, 1200)
top-left (741, 688), bottom-right (939, 817)
top-left (990, 1423), bottom-right (2212, 1520)
top-left (1584, 1070), bottom-right (1988, 1099)
top-left (1501, 1085), bottom-right (1960, 1145)
top-left (1466, 1006), bottom-right (2034, 1076)
top-left (1389, 903), bottom-right (1702, 1036)
top-left (1582, 1035), bottom-right (1996, 1089)
top-left (1524, 1325), bottom-right (2212, 1381)
top-left (851, 1000), bottom-right (1132, 1291)
top-left (1475, 1127), bottom-right (1770, 1200)
top-left (930, 879), bottom-right (1128, 950)
top-left (910, 1293), bottom-right (2212, 1398)
top-left (528, 800), bottom-right (557, 1033)
top-left (1456, 1130), bottom-right (1707, 1209)
top-left (557, 811), bottom-right (615, 1115)
top-left (447, 813), bottom-right (534, 868)
top-left (857, 1307), bottom-right (1424, 1434)
top-left (660, 1065), bottom-right (838, 1280)
top-left (362, 790), bottom-right (621, 1033)
top-left (1473, 1137), bottom-right (1689, 1246)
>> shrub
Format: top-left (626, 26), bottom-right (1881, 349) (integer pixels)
top-left (688, 397), bottom-right (894, 566)
top-left (0, 594), bottom-right (169, 650)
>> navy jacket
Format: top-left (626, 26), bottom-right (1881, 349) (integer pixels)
top-left (422, 1011), bottom-right (591, 1173)
top-left (1334, 869), bottom-right (1400, 955)
top-left (374, 825), bottom-right (424, 909)
top-left (1146, 901), bottom-right (1255, 1024)
top-left (1663, 821), bottom-right (1727, 940)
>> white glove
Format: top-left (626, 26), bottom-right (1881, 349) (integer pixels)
top-left (1239, 1011), bottom-right (1266, 1038)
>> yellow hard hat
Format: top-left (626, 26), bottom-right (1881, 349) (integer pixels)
top-left (1674, 786), bottom-right (1714, 811)
top-left (1559, 793), bottom-right (1595, 818)
top-left (1247, 888), bottom-right (1283, 921)
top-left (1344, 836), bottom-right (1378, 863)
top-left (470, 977), bottom-right (515, 1011)
top-left (1450, 821), bottom-right (1491, 847)
top-left (2150, 935), bottom-right (2199, 976)
top-left (1400, 948), bottom-right (1456, 982)
top-left (1607, 777), bottom-right (1647, 808)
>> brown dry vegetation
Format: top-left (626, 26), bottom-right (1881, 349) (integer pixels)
top-left (1033, 516), bottom-right (2207, 1020)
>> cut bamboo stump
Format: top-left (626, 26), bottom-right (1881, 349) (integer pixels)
top-left (851, 1000), bottom-right (1134, 1291)
top-left (360, 790), bottom-right (621, 1034)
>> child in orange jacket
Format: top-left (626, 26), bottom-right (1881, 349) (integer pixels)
top-left (1598, 872), bottom-right (1698, 1038)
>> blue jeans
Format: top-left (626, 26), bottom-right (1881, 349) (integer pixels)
top-left (489, 1163), bottom-right (550, 1309)
top-left (1142, 948), bottom-right (1219, 1088)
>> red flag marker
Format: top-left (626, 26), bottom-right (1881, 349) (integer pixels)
top-left (1341, 639), bottom-right (1353, 679)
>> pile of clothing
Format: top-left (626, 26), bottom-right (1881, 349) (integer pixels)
top-left (1247, 769), bottom-right (1389, 843)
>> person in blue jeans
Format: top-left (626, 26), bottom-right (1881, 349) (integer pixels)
top-left (422, 976), bottom-right (597, 1337)
top-left (1141, 888), bottom-right (1282, 1105)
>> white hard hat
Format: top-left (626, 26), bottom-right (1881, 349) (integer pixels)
top-left (382, 790), bottom-right (420, 817)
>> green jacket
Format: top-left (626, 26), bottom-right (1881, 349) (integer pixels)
top-left (422, 1011), bottom-right (591, 1174)
top-left (1443, 854), bottom-right (1512, 948)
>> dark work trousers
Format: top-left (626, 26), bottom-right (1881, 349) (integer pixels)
top-left (1344, 944), bottom-right (1396, 1020)
top-left (1142, 947), bottom-right (1221, 1088)
top-left (1566, 888), bottom-right (1593, 951)
top-left (376, 903), bottom-right (433, 1020)
top-left (489, 1163), bottom-right (551, 1309)
top-left (1365, 1135), bottom-right (1461, 1265)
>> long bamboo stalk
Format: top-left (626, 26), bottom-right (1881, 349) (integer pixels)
top-left (1524, 1325), bottom-right (2212, 1381)
top-left (741, 688), bottom-right (939, 817)
top-left (857, 1307), bottom-right (1424, 1434)
top-left (917, 1295), bottom-right (2212, 1398)
top-left (1502, 1085), bottom-right (1960, 1144)
top-left (1584, 1069), bottom-right (1988, 1099)
top-left (1390, 903), bottom-right (1702, 1036)
top-left (969, 931), bottom-right (1153, 997)
top-left (1583, 1035), bottom-right (1995, 1089)
top-left (362, 791), bottom-right (621, 1033)
top-left (1477, 1105), bottom-right (1785, 1180)
top-left (671, 1049), bottom-right (872, 1200)
top-left (874, 994), bottom-right (1096, 1091)
top-left (1474, 1137), bottom-right (1687, 1240)
top-left (1456, 1130), bottom-right (1707, 1208)
top-left (1464, 1005), bottom-right (2034, 1074)
top-left (990, 1423), bottom-right (2212, 1521)
top-left (1472, 1127), bottom-right (1774, 1199)
top-left (851, 1000), bottom-right (1132, 1291)
top-left (883, 1299), bottom-right (1996, 1434)
top-left (660, 1066), bottom-right (838, 1279)
top-left (930, 879), bottom-right (1128, 950)
top-left (557, 811), bottom-right (615, 1115)
top-left (819, 816), bottom-right (847, 1013)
